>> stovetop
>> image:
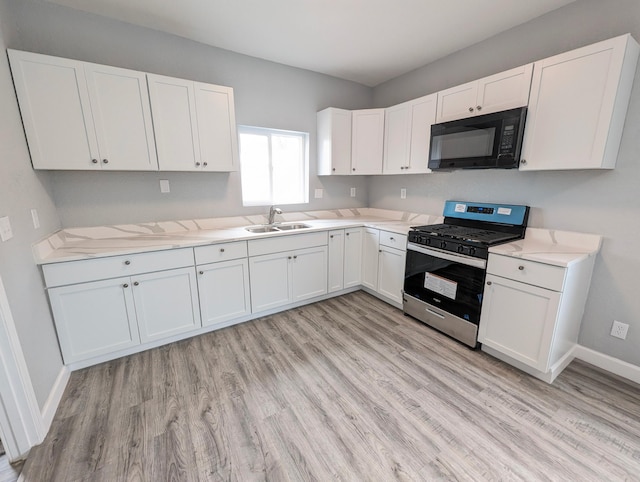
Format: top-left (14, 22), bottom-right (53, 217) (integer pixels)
top-left (411, 224), bottom-right (521, 245)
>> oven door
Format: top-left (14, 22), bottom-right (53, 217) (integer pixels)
top-left (404, 243), bottom-right (486, 324)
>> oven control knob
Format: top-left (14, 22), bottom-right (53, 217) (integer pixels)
top-left (440, 241), bottom-right (447, 249)
top-left (457, 245), bottom-right (464, 253)
top-left (469, 247), bottom-right (476, 256)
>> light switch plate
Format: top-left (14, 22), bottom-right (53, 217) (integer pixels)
top-left (350, 187), bottom-right (356, 197)
top-left (159, 180), bottom-right (170, 193)
top-left (0, 216), bottom-right (13, 242)
top-left (400, 188), bottom-right (407, 199)
top-left (31, 209), bottom-right (40, 229)
top-left (315, 188), bottom-right (323, 199)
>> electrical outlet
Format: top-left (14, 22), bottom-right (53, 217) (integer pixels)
top-left (159, 180), bottom-right (170, 193)
top-left (611, 321), bottom-right (629, 340)
top-left (400, 188), bottom-right (407, 199)
top-left (350, 187), bottom-right (356, 197)
top-left (315, 188), bottom-right (323, 199)
top-left (0, 216), bottom-right (13, 242)
top-left (31, 209), bottom-right (40, 229)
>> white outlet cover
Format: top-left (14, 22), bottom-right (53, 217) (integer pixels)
top-left (315, 188), bottom-right (323, 198)
top-left (0, 216), bottom-right (13, 242)
top-left (611, 320), bottom-right (629, 340)
top-left (159, 179), bottom-right (170, 193)
top-left (400, 188), bottom-right (407, 199)
top-left (350, 187), bottom-right (356, 197)
top-left (31, 209), bottom-right (40, 229)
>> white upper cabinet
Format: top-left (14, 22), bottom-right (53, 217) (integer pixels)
top-left (9, 50), bottom-right (158, 171)
top-left (520, 34), bottom-right (640, 171)
top-left (436, 64), bottom-right (533, 123)
top-left (317, 108), bottom-right (352, 175)
top-left (148, 73), bottom-right (238, 172)
top-left (351, 108), bottom-right (385, 175)
top-left (84, 62), bottom-right (158, 171)
top-left (384, 93), bottom-right (437, 174)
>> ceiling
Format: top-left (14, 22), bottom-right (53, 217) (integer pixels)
top-left (43, 0), bottom-right (576, 87)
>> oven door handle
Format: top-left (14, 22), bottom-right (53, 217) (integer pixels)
top-left (407, 243), bottom-right (487, 269)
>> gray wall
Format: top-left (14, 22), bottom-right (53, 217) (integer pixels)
top-left (0, 5), bottom-right (64, 408)
top-left (2, 0), bottom-right (373, 227)
top-left (371, 0), bottom-right (640, 367)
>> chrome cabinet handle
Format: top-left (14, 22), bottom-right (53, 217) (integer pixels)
top-left (102, 159), bottom-right (109, 164)
top-left (332, 168), bottom-right (336, 171)
top-left (123, 283), bottom-right (129, 288)
top-left (199, 271), bottom-right (204, 275)
top-left (91, 159), bottom-right (98, 164)
top-left (124, 260), bottom-right (131, 265)
top-left (346, 233), bottom-right (350, 236)
top-left (390, 237), bottom-right (395, 241)
top-left (330, 235), bottom-right (334, 238)
top-left (520, 159), bottom-right (527, 165)
top-left (195, 162), bottom-right (201, 167)
top-left (518, 266), bottom-right (525, 271)
top-left (487, 281), bottom-right (492, 286)
top-left (288, 256), bottom-right (292, 260)
top-left (468, 107), bottom-right (474, 112)
top-left (352, 168), bottom-right (356, 171)
top-left (220, 248), bottom-right (225, 252)
top-left (203, 162), bottom-right (208, 167)
top-left (476, 105), bottom-right (482, 111)
top-left (293, 255), bottom-right (298, 259)
top-left (133, 281), bottom-right (139, 286)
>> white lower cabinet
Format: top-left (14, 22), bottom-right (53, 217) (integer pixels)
top-left (478, 252), bottom-right (597, 382)
top-left (195, 241), bottom-right (251, 327)
top-left (249, 246), bottom-right (328, 313)
top-left (328, 230), bottom-right (345, 293)
top-left (344, 228), bottom-right (363, 288)
top-left (361, 228), bottom-right (407, 306)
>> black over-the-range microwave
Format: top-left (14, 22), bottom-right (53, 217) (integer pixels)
top-left (428, 107), bottom-right (527, 170)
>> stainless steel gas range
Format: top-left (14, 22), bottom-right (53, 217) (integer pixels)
top-left (403, 201), bottom-right (529, 348)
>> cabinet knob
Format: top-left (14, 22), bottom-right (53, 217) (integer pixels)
top-left (293, 255), bottom-right (298, 259)
top-left (405, 166), bottom-right (410, 169)
top-left (476, 105), bottom-right (482, 111)
top-left (520, 159), bottom-right (527, 165)
top-left (379, 249), bottom-right (382, 253)
top-left (123, 283), bottom-right (129, 288)
top-left (133, 281), bottom-right (139, 286)
top-left (390, 237), bottom-right (395, 241)
top-left (102, 159), bottom-right (109, 164)
top-left (195, 162), bottom-right (201, 167)
top-left (199, 270), bottom-right (204, 275)
top-left (486, 281), bottom-right (492, 286)
top-left (332, 168), bottom-right (336, 171)
top-left (400, 166), bottom-right (405, 170)
top-left (468, 107), bottom-right (474, 112)
top-left (352, 168), bottom-right (356, 171)
top-left (330, 235), bottom-right (334, 238)
top-left (91, 159), bottom-right (98, 164)
top-left (346, 233), bottom-right (350, 236)
top-left (288, 256), bottom-right (292, 260)
top-left (518, 265), bottom-right (525, 271)
top-left (220, 248), bottom-right (225, 253)
top-left (124, 260), bottom-right (131, 265)
top-left (203, 162), bottom-right (208, 167)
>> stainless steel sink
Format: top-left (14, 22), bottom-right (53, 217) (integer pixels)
top-left (245, 223), bottom-right (311, 233)
top-left (275, 223), bottom-right (311, 231)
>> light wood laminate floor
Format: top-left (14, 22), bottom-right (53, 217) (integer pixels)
top-left (20, 291), bottom-right (640, 481)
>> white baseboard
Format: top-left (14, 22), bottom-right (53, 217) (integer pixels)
top-left (40, 365), bottom-right (70, 432)
top-left (573, 345), bottom-right (640, 385)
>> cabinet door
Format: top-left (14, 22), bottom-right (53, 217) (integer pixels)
top-left (377, 246), bottom-right (406, 305)
top-left (478, 274), bottom-right (561, 372)
top-left (317, 108), bottom-right (352, 175)
top-left (48, 277), bottom-right (139, 363)
top-left (197, 258), bottom-right (251, 327)
top-left (327, 230), bottom-right (345, 293)
top-left (520, 35), bottom-right (638, 170)
top-left (351, 109), bottom-right (385, 175)
top-left (383, 102), bottom-right (411, 174)
top-left (249, 252), bottom-right (291, 312)
top-left (475, 64), bottom-right (533, 116)
top-left (436, 81), bottom-right (478, 123)
top-left (344, 228), bottom-right (363, 288)
top-left (408, 93), bottom-right (437, 173)
top-left (292, 246), bottom-right (328, 302)
top-left (8, 50), bottom-right (99, 170)
top-left (362, 228), bottom-right (380, 290)
top-left (194, 82), bottom-right (238, 172)
top-left (147, 74), bottom-right (201, 171)
top-left (84, 63), bottom-right (158, 171)
top-left (132, 267), bottom-right (201, 343)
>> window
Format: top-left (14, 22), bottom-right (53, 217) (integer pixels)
top-left (238, 126), bottom-right (309, 206)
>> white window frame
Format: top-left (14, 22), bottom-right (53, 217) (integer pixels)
top-left (238, 125), bottom-right (309, 207)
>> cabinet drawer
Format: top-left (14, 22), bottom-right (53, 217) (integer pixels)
top-left (195, 241), bottom-right (248, 265)
top-left (43, 248), bottom-right (195, 287)
top-left (379, 230), bottom-right (407, 250)
top-left (248, 232), bottom-right (328, 257)
top-left (487, 255), bottom-right (566, 291)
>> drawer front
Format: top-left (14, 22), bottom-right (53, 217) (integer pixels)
top-left (248, 232), bottom-right (328, 257)
top-left (487, 254), bottom-right (566, 291)
top-left (43, 248), bottom-right (195, 287)
top-left (195, 241), bottom-right (248, 265)
top-left (379, 230), bottom-right (407, 250)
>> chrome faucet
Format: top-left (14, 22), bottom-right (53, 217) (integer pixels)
top-left (268, 206), bottom-right (282, 225)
